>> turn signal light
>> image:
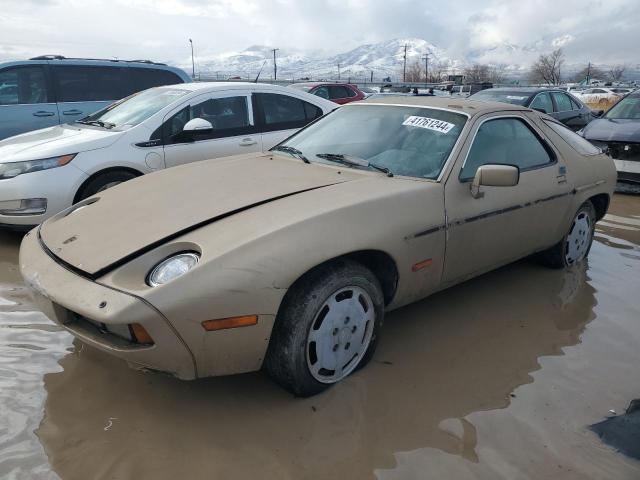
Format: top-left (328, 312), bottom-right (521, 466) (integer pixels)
top-left (412, 258), bottom-right (433, 272)
top-left (130, 323), bottom-right (154, 345)
top-left (202, 315), bottom-right (258, 331)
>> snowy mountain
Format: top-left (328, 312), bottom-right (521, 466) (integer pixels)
top-left (191, 38), bottom-right (461, 81)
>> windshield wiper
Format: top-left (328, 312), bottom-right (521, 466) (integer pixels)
top-left (316, 153), bottom-right (394, 177)
top-left (271, 145), bottom-right (310, 163)
top-left (76, 119), bottom-right (115, 129)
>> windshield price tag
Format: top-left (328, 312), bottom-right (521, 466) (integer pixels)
top-left (402, 116), bottom-right (455, 134)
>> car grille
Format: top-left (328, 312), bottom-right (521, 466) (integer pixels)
top-left (592, 141), bottom-right (640, 162)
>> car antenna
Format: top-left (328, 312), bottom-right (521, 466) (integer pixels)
top-left (254, 60), bottom-right (267, 83)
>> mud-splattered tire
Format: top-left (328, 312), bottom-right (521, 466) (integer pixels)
top-left (538, 201), bottom-right (596, 269)
top-left (265, 259), bottom-right (384, 397)
top-left (76, 170), bottom-right (138, 202)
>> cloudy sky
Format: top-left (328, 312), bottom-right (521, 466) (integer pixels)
top-left (1, 0), bottom-right (638, 67)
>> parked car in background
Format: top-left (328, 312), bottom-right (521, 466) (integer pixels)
top-left (609, 87), bottom-right (635, 95)
top-left (580, 91), bottom-right (640, 184)
top-left (290, 82), bottom-right (365, 104)
top-left (573, 87), bottom-right (623, 105)
top-left (20, 97), bottom-right (614, 397)
top-left (470, 87), bottom-right (595, 131)
top-left (0, 82), bottom-right (335, 229)
top-left (358, 86), bottom-right (378, 98)
top-left (0, 56), bottom-right (191, 140)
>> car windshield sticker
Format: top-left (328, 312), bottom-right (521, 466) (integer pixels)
top-left (506, 95), bottom-right (528, 100)
top-left (402, 116), bottom-right (455, 134)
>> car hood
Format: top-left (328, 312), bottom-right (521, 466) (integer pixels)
top-left (0, 124), bottom-right (123, 162)
top-left (583, 118), bottom-right (640, 143)
top-left (39, 154), bottom-right (362, 277)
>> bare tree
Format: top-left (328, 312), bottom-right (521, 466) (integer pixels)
top-left (404, 61), bottom-right (425, 82)
top-left (530, 49), bottom-right (565, 85)
top-left (428, 61), bottom-right (449, 83)
top-left (572, 64), bottom-right (604, 83)
top-left (608, 64), bottom-right (626, 82)
top-left (463, 64), bottom-right (489, 83)
top-left (487, 65), bottom-right (506, 84)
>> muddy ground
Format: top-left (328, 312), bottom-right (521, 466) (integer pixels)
top-left (0, 194), bottom-right (639, 480)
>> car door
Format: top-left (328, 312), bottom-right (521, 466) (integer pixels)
top-left (550, 91), bottom-right (586, 130)
top-left (52, 65), bottom-right (126, 122)
top-left (441, 113), bottom-right (574, 284)
top-left (0, 65), bottom-right (58, 140)
top-left (253, 92), bottom-right (324, 149)
top-left (162, 91), bottom-right (260, 168)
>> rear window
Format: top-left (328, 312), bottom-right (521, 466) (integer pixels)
top-left (543, 119), bottom-right (601, 155)
top-left (53, 66), bottom-right (125, 102)
top-left (131, 68), bottom-right (183, 92)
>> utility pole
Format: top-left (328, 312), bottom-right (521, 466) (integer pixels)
top-left (337, 63), bottom-right (341, 80)
top-left (422, 52), bottom-right (431, 84)
top-left (586, 61), bottom-right (591, 85)
top-left (188, 39), bottom-right (195, 79)
top-left (370, 70), bottom-right (374, 83)
top-left (272, 48), bottom-right (279, 81)
top-left (403, 44), bottom-right (409, 82)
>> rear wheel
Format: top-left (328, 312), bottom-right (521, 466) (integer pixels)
top-left (538, 201), bottom-right (596, 268)
top-left (265, 260), bottom-right (384, 397)
top-left (76, 170), bottom-right (138, 202)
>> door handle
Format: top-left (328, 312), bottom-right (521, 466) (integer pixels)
top-left (239, 138), bottom-right (257, 146)
top-left (33, 111), bottom-right (55, 117)
top-left (62, 109), bottom-right (83, 116)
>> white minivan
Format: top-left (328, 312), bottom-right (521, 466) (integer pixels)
top-left (0, 82), bottom-right (336, 229)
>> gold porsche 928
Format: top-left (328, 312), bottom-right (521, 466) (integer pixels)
top-left (20, 97), bottom-right (615, 396)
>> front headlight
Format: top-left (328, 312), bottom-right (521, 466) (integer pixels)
top-left (147, 252), bottom-right (200, 287)
top-left (0, 154), bottom-right (77, 180)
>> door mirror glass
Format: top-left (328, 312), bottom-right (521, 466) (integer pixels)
top-left (471, 164), bottom-right (520, 198)
top-left (183, 117), bottom-right (213, 132)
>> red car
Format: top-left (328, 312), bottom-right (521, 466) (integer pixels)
top-left (290, 82), bottom-right (365, 104)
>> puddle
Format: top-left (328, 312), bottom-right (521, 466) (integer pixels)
top-left (0, 194), bottom-right (639, 479)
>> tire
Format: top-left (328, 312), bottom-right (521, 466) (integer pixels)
top-left (76, 170), bottom-right (138, 202)
top-left (538, 201), bottom-right (596, 269)
top-left (265, 259), bottom-right (385, 397)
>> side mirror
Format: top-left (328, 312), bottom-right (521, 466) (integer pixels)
top-left (470, 164), bottom-right (520, 199)
top-left (592, 109), bottom-right (604, 118)
top-left (183, 118), bottom-right (213, 132)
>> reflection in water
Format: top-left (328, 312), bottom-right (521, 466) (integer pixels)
top-left (36, 258), bottom-right (596, 479)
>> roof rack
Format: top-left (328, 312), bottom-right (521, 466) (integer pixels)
top-left (28, 55), bottom-right (167, 66)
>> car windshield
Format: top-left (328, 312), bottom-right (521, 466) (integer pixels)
top-left (471, 90), bottom-right (531, 105)
top-left (81, 87), bottom-right (189, 128)
top-left (604, 96), bottom-right (640, 119)
top-left (276, 105), bottom-right (467, 179)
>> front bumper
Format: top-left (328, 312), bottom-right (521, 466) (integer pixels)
top-left (0, 164), bottom-right (87, 227)
top-left (19, 229), bottom-right (197, 379)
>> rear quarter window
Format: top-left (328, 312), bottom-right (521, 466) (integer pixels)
top-left (542, 119), bottom-right (601, 156)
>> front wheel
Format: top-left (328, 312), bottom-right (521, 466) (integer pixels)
top-left (538, 201), bottom-right (596, 269)
top-left (76, 170), bottom-right (138, 202)
top-left (265, 260), bottom-right (384, 397)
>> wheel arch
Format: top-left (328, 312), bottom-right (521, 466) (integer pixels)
top-left (588, 193), bottom-right (609, 221)
top-left (73, 166), bottom-right (144, 204)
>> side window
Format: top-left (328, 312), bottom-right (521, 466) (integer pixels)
top-left (552, 92), bottom-right (573, 112)
top-left (313, 86), bottom-right (330, 100)
top-left (303, 101), bottom-right (323, 121)
top-left (345, 86), bottom-right (357, 98)
top-left (0, 67), bottom-right (48, 105)
top-left (131, 68), bottom-right (183, 92)
top-left (329, 86), bottom-right (350, 99)
top-left (593, 89), bottom-right (606, 94)
top-left (53, 66), bottom-right (124, 102)
top-left (163, 95), bottom-right (250, 143)
top-left (569, 96), bottom-right (582, 110)
top-left (542, 119), bottom-right (601, 156)
top-left (530, 93), bottom-right (553, 114)
top-left (460, 117), bottom-right (553, 181)
top-left (255, 93), bottom-right (308, 131)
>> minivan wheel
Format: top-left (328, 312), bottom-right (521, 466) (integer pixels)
top-left (265, 259), bottom-right (384, 397)
top-left (538, 201), bottom-right (596, 269)
top-left (76, 170), bottom-right (138, 202)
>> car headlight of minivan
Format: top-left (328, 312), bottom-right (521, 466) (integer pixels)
top-left (0, 154), bottom-right (77, 180)
top-left (147, 252), bottom-right (200, 287)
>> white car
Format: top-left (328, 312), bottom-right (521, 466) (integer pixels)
top-left (573, 88), bottom-right (622, 105)
top-left (0, 82), bottom-right (336, 229)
